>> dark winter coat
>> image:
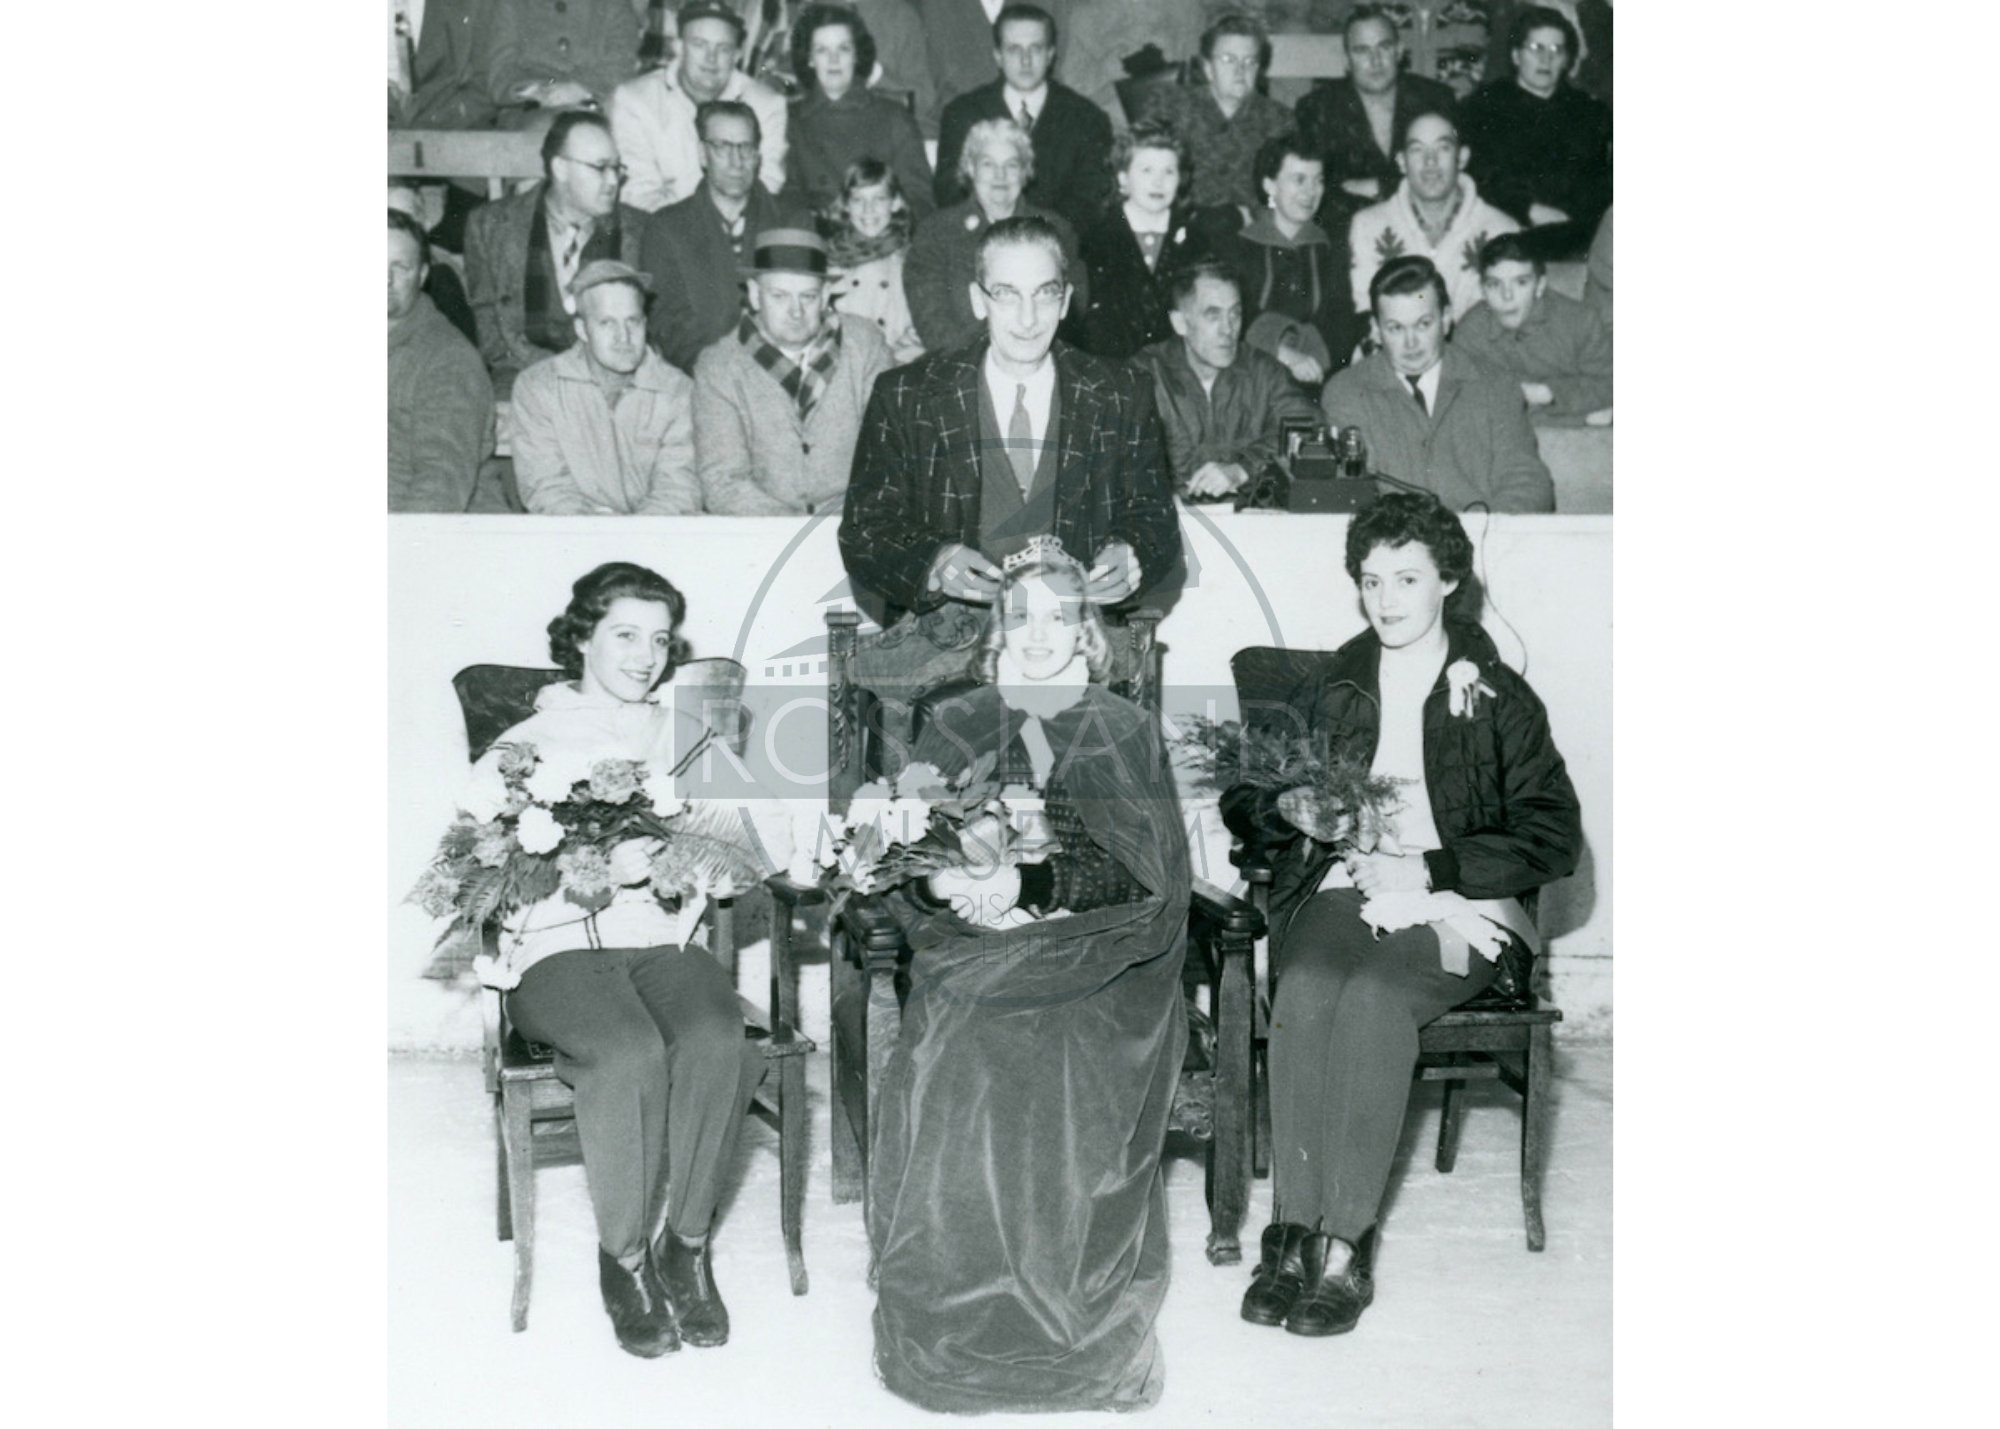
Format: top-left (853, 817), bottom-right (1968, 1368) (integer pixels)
top-left (1220, 619), bottom-right (1581, 951)
top-left (1070, 204), bottom-right (1217, 359)
top-left (1457, 79), bottom-right (1611, 262)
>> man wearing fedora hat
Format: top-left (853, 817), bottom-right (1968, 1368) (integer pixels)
top-left (692, 228), bottom-right (894, 514)
top-left (640, 98), bottom-right (813, 374)
top-left (509, 259), bottom-right (702, 514)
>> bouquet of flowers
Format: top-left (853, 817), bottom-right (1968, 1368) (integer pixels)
top-left (793, 753), bottom-right (1040, 918)
top-left (408, 740), bottom-right (770, 952)
top-left (1169, 714), bottom-right (1404, 853)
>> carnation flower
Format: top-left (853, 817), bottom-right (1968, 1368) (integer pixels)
top-left (516, 805), bottom-right (563, 854)
top-left (589, 758), bottom-right (642, 804)
top-left (1446, 659), bottom-right (1498, 720)
top-left (495, 742), bottom-right (538, 778)
top-left (409, 866), bottom-right (461, 919)
top-left (473, 822), bottom-right (516, 868)
top-left (557, 844), bottom-right (613, 898)
top-left (525, 760), bottom-right (581, 805)
top-left (882, 796), bottom-right (933, 847)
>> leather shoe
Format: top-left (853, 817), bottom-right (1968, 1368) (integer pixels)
top-left (654, 1232), bottom-right (730, 1347)
top-left (1240, 1222), bottom-right (1312, 1326)
top-left (1284, 1228), bottom-right (1376, 1337)
top-left (598, 1248), bottom-right (679, 1358)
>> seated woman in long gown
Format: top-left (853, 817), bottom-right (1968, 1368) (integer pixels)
top-left (868, 539), bottom-right (1189, 1413)
top-left (1221, 495), bottom-right (1582, 1337)
top-left (459, 561), bottom-right (784, 1358)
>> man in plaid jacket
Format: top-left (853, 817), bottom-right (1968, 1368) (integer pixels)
top-left (839, 215), bottom-right (1180, 617)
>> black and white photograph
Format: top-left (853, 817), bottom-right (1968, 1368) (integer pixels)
top-left (383, 2), bottom-right (1614, 1422)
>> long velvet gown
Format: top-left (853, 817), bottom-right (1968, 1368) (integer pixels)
top-left (868, 682), bottom-right (1189, 1413)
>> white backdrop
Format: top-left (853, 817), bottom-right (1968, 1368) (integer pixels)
top-left (389, 509), bottom-right (1611, 1046)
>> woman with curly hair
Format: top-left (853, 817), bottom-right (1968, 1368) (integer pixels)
top-left (868, 539), bottom-right (1188, 1412)
top-left (821, 158), bottom-right (924, 363)
top-left (1221, 494), bottom-right (1581, 1338)
top-left (1070, 118), bottom-right (1229, 359)
top-left (459, 562), bottom-right (783, 1360)
top-left (782, 4), bottom-right (933, 219)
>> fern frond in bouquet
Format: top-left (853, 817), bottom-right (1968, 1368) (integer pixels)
top-left (1169, 715), bottom-right (1404, 853)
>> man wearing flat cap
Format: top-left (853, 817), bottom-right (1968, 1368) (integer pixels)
top-left (692, 229), bottom-right (894, 514)
top-left (640, 98), bottom-right (813, 374)
top-left (508, 259), bottom-right (702, 514)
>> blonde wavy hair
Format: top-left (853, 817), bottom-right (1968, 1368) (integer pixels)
top-left (971, 547), bottom-right (1113, 685)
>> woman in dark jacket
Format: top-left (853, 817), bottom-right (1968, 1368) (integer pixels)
top-left (1220, 493), bottom-right (1581, 1339)
top-left (783, 4), bottom-right (934, 222)
top-left (1070, 119), bottom-right (1227, 359)
top-left (1214, 132), bottom-right (1367, 387)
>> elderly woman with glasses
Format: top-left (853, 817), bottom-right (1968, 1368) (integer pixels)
top-left (902, 116), bottom-right (1087, 353)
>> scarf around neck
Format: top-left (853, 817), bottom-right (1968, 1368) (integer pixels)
top-left (740, 312), bottom-right (843, 422)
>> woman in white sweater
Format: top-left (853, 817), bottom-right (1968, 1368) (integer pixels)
top-left (463, 562), bottom-right (775, 1359)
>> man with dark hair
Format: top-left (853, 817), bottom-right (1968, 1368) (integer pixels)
top-left (934, 4), bottom-right (1112, 236)
top-left (1293, 5), bottom-right (1458, 222)
top-left (639, 99), bottom-right (812, 373)
top-left (1135, 11), bottom-right (1294, 210)
top-left (842, 215), bottom-right (1179, 615)
top-left (464, 109), bottom-right (648, 396)
top-left (692, 227), bottom-right (894, 513)
top-left (1458, 4), bottom-right (1611, 261)
top-left (610, 1), bottom-right (788, 212)
top-left (388, 209), bottom-right (495, 512)
top-left (921, 0), bottom-right (1076, 115)
top-left (1132, 262), bottom-right (1319, 500)
top-left (1347, 107), bottom-right (1517, 320)
top-left (1320, 256), bottom-right (1552, 512)
top-left (509, 259), bottom-right (700, 513)
top-left (1452, 231), bottom-right (1611, 418)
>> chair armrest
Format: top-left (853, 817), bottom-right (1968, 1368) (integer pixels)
top-left (1231, 845), bottom-right (1276, 886)
top-left (764, 872), bottom-right (826, 907)
top-left (836, 894), bottom-right (909, 973)
top-left (1190, 878), bottom-right (1265, 943)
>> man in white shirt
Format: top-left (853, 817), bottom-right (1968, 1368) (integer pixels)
top-left (608, 1), bottom-right (787, 212)
top-left (1347, 109), bottom-right (1520, 321)
top-left (840, 214), bottom-right (1180, 616)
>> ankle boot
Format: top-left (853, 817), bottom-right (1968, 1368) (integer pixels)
top-left (1285, 1227), bottom-right (1377, 1337)
top-left (654, 1231), bottom-right (729, 1347)
top-left (1240, 1222), bottom-right (1313, 1326)
top-left (597, 1247), bottom-right (679, 1358)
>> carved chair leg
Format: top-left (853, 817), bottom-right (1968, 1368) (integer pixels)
top-left (780, 1048), bottom-right (810, 1294)
top-left (494, 1100), bottom-right (514, 1242)
top-left (1252, 1044), bottom-right (1272, 1180)
top-left (501, 1087), bottom-right (536, 1331)
top-left (1205, 929), bottom-right (1252, 1266)
top-left (828, 932), bottom-right (864, 1206)
top-left (1436, 1059), bottom-right (1467, 1174)
top-left (861, 958), bottom-right (902, 1287)
top-left (1522, 1024), bottom-right (1553, 1252)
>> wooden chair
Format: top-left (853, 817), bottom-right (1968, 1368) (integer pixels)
top-left (1229, 645), bottom-right (1563, 1252)
top-left (388, 129), bottom-right (544, 200)
top-left (770, 608), bottom-right (1263, 1266)
top-left (452, 660), bottom-right (815, 1333)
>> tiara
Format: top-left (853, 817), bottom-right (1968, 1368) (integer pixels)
top-left (1001, 534), bottom-right (1069, 573)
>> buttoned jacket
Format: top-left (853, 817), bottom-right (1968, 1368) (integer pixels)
top-left (840, 338), bottom-right (1180, 613)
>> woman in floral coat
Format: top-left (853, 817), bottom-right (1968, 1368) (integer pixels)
top-left (1220, 493), bottom-right (1581, 1339)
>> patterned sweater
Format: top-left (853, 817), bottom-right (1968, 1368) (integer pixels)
top-left (1347, 176), bottom-right (1519, 319)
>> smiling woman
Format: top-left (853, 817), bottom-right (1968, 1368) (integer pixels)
top-left (458, 560), bottom-right (785, 1360)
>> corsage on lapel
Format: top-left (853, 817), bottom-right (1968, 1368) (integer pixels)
top-left (1446, 659), bottom-right (1498, 720)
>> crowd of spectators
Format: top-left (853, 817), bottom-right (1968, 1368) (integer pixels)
top-left (389, 2), bottom-right (1612, 516)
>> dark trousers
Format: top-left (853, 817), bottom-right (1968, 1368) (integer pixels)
top-left (1268, 889), bottom-right (1499, 1242)
top-left (506, 945), bottom-right (764, 1260)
